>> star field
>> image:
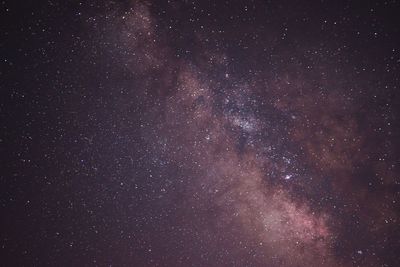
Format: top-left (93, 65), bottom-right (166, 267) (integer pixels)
top-left (1, 0), bottom-right (400, 266)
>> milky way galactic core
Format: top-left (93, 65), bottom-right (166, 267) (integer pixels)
top-left (2, 1), bottom-right (400, 266)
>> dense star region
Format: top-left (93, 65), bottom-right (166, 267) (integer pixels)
top-left (1, 0), bottom-right (400, 266)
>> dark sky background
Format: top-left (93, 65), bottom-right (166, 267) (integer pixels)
top-left (1, 0), bottom-right (400, 266)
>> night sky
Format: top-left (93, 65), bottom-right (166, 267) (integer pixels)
top-left (1, 0), bottom-right (400, 266)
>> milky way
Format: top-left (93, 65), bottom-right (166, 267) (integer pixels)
top-left (2, 1), bottom-right (400, 266)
